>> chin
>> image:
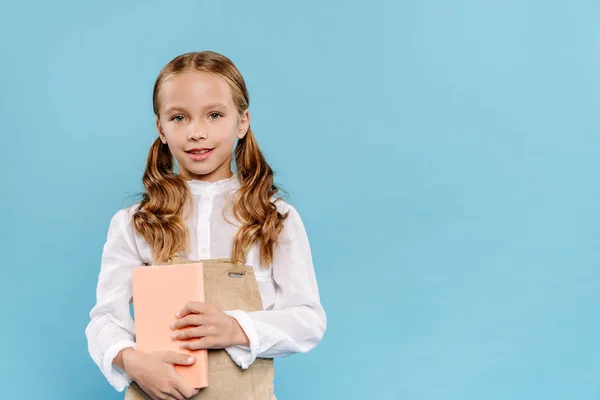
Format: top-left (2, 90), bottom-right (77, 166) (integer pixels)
top-left (188, 168), bottom-right (217, 177)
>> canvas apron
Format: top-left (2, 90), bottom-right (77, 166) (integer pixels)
top-left (124, 258), bottom-right (276, 400)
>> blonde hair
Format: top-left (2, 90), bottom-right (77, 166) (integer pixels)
top-left (132, 51), bottom-right (287, 266)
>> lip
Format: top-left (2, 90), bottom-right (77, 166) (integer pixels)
top-left (186, 148), bottom-right (214, 161)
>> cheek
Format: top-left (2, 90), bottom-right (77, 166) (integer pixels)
top-left (163, 126), bottom-right (186, 145)
top-left (213, 123), bottom-right (240, 146)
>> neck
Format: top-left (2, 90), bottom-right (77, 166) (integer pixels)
top-left (180, 160), bottom-right (234, 183)
top-left (184, 171), bottom-right (234, 183)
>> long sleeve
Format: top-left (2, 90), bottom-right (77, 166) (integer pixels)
top-left (224, 205), bottom-right (327, 368)
top-left (85, 209), bottom-right (141, 392)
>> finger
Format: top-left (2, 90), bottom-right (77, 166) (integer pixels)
top-left (155, 388), bottom-right (183, 400)
top-left (150, 390), bottom-right (175, 400)
top-left (161, 351), bottom-right (196, 366)
top-left (174, 374), bottom-right (198, 400)
top-left (172, 325), bottom-right (214, 341)
top-left (176, 301), bottom-right (207, 318)
top-left (147, 390), bottom-right (161, 400)
top-left (181, 337), bottom-right (213, 350)
top-left (167, 387), bottom-right (186, 400)
top-left (171, 314), bottom-right (208, 330)
top-left (151, 392), bottom-right (166, 400)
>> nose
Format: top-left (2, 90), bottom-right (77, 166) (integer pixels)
top-left (187, 122), bottom-right (207, 141)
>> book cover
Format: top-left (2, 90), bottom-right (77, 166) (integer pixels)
top-left (131, 262), bottom-right (209, 389)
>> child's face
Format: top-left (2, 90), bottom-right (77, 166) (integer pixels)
top-left (155, 71), bottom-right (249, 182)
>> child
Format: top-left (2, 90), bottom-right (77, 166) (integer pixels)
top-left (85, 51), bottom-right (327, 400)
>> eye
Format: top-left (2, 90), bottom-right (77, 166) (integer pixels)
top-left (208, 113), bottom-right (222, 120)
top-left (171, 115), bottom-right (185, 122)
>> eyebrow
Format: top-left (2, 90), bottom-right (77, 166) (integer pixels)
top-left (202, 102), bottom-right (228, 110)
top-left (164, 103), bottom-right (228, 114)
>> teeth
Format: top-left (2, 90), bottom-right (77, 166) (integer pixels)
top-left (190, 150), bottom-right (210, 154)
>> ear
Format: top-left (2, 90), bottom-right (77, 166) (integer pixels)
top-left (237, 110), bottom-right (250, 139)
top-left (156, 116), bottom-right (167, 144)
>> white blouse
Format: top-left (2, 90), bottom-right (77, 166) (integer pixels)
top-left (85, 174), bottom-right (327, 392)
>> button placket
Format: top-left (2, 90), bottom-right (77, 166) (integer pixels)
top-left (196, 187), bottom-right (215, 260)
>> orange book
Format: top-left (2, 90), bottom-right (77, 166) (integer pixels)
top-left (131, 262), bottom-right (209, 389)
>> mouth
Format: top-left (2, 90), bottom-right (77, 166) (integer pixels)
top-left (186, 148), bottom-right (213, 154)
top-left (185, 148), bottom-right (214, 161)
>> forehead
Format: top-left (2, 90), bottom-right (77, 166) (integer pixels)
top-left (158, 71), bottom-right (234, 111)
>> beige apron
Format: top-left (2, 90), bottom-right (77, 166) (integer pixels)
top-left (124, 258), bottom-right (276, 400)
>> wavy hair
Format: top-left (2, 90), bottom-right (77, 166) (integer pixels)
top-left (132, 51), bottom-right (287, 265)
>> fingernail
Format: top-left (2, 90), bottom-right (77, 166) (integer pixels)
top-left (176, 312), bottom-right (181, 318)
top-left (171, 333), bottom-right (177, 340)
top-left (180, 343), bottom-right (187, 349)
top-left (170, 322), bottom-right (176, 329)
top-left (187, 356), bottom-right (195, 363)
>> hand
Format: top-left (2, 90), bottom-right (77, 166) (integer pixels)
top-left (170, 301), bottom-right (250, 350)
top-left (123, 349), bottom-right (200, 400)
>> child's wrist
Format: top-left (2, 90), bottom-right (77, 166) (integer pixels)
top-left (121, 347), bottom-right (139, 377)
top-left (229, 316), bottom-right (250, 347)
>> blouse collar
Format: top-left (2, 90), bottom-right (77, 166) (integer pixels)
top-left (184, 174), bottom-right (241, 196)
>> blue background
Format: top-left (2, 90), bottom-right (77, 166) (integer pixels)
top-left (1, 0), bottom-right (599, 399)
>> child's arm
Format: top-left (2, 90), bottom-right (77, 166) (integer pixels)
top-left (85, 209), bottom-right (140, 391)
top-left (223, 204), bottom-right (327, 368)
top-left (87, 209), bottom-right (201, 399)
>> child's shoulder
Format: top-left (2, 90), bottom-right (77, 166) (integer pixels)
top-left (106, 203), bottom-right (140, 235)
top-left (272, 197), bottom-right (299, 217)
top-left (271, 197), bottom-right (306, 231)
top-left (111, 202), bottom-right (139, 221)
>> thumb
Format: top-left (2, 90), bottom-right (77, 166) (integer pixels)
top-left (162, 351), bottom-right (196, 365)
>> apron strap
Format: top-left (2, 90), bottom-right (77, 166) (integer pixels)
top-left (166, 255), bottom-right (186, 265)
top-left (227, 261), bottom-right (246, 277)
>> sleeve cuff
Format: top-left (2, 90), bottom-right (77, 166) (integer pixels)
top-left (223, 310), bottom-right (259, 369)
top-left (103, 340), bottom-right (137, 392)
